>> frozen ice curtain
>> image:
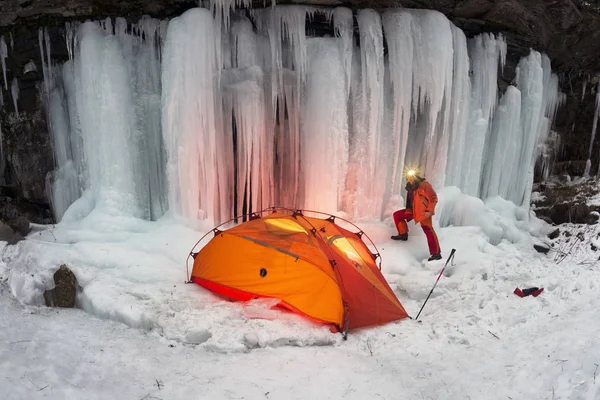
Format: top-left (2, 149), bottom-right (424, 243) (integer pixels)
top-left (39, 5), bottom-right (565, 225)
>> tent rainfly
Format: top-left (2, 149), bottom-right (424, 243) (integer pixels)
top-left (187, 208), bottom-right (409, 336)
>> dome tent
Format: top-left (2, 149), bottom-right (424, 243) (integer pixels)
top-left (187, 208), bottom-right (409, 336)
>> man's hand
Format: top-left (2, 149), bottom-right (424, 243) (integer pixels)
top-left (423, 211), bottom-right (432, 218)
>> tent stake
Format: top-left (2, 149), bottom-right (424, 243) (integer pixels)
top-left (415, 248), bottom-right (456, 321)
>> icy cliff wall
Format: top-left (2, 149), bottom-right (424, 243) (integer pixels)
top-left (31, 5), bottom-right (565, 225)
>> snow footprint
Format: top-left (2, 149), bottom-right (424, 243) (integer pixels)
top-left (184, 329), bottom-right (212, 344)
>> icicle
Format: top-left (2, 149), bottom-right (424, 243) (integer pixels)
top-left (280, 6), bottom-right (310, 85)
top-left (591, 82), bottom-right (600, 176)
top-left (38, 27), bottom-right (53, 99)
top-left (231, 16), bottom-right (258, 68)
top-left (9, 33), bottom-right (14, 50)
top-left (208, 0), bottom-right (253, 77)
top-left (0, 36), bottom-right (8, 90)
top-left (333, 7), bottom-right (353, 98)
top-left (251, 8), bottom-right (283, 109)
top-left (65, 22), bottom-right (78, 60)
top-left (209, 0), bottom-right (253, 32)
top-left (115, 17), bottom-right (128, 37)
top-left (11, 78), bottom-right (19, 116)
top-left (585, 86), bottom-right (599, 176)
top-left (582, 80), bottom-right (587, 101)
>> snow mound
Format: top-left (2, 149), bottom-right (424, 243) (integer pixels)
top-left (437, 186), bottom-right (549, 245)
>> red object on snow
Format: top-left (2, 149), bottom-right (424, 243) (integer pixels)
top-left (514, 287), bottom-right (544, 298)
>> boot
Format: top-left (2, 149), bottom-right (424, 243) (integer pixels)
top-left (391, 233), bottom-right (408, 241)
top-left (428, 253), bottom-right (442, 261)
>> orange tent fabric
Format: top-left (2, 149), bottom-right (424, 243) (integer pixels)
top-left (190, 210), bottom-right (409, 332)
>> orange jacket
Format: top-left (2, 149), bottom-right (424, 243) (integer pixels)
top-left (410, 179), bottom-right (438, 223)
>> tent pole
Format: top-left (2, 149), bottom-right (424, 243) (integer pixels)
top-left (415, 248), bottom-right (456, 321)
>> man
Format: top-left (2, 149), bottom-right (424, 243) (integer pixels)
top-left (391, 170), bottom-right (442, 261)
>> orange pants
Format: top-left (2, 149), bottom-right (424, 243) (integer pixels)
top-left (393, 209), bottom-right (440, 255)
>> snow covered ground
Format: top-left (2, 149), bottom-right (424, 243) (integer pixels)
top-left (1, 201), bottom-right (600, 399)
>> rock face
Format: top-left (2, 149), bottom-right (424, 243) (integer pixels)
top-left (0, 0), bottom-right (600, 223)
top-left (8, 215), bottom-right (31, 236)
top-left (43, 264), bottom-right (78, 308)
top-left (532, 179), bottom-right (600, 225)
top-left (0, 220), bottom-right (24, 245)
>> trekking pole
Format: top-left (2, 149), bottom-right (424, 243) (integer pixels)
top-left (415, 248), bottom-right (456, 321)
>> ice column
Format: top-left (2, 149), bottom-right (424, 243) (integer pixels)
top-left (47, 82), bottom-right (80, 222)
top-left (301, 38), bottom-right (349, 214)
top-left (10, 78), bottom-right (19, 116)
top-left (586, 82), bottom-right (600, 176)
top-left (73, 22), bottom-right (141, 217)
top-left (344, 9), bottom-right (385, 218)
top-left (126, 16), bottom-right (169, 220)
top-left (480, 86), bottom-right (522, 200)
top-left (208, 0), bottom-right (252, 73)
top-left (511, 50), bottom-right (544, 208)
top-left (38, 28), bottom-right (54, 100)
top-left (0, 35), bottom-right (5, 181)
top-left (382, 10), bottom-right (414, 201)
top-left (534, 54), bottom-right (565, 182)
top-left (333, 7), bottom-right (353, 98)
top-left (162, 8), bottom-right (230, 223)
top-left (0, 36), bottom-right (7, 91)
top-left (45, 18), bottom-right (167, 222)
top-left (224, 16), bottom-right (272, 216)
top-left (445, 25), bottom-right (471, 190)
top-left (460, 33), bottom-right (506, 197)
top-left (408, 10), bottom-right (454, 188)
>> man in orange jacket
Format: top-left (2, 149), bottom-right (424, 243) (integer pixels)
top-left (391, 170), bottom-right (442, 261)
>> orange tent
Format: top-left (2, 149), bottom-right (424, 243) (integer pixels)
top-left (187, 208), bottom-right (409, 335)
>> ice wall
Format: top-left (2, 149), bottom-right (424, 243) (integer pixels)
top-left (41, 5), bottom-right (565, 226)
top-left (43, 18), bottom-right (168, 221)
top-left (479, 51), bottom-right (564, 207)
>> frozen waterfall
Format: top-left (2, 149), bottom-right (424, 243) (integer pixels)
top-left (36, 5), bottom-right (565, 225)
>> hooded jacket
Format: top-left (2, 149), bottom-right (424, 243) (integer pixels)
top-left (406, 177), bottom-right (438, 223)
